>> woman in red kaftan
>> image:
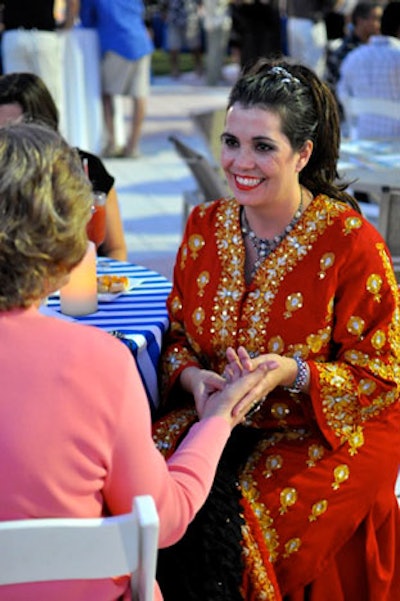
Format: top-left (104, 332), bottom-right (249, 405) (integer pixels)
top-left (153, 58), bottom-right (400, 601)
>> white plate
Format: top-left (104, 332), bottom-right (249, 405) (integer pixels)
top-left (97, 277), bottom-right (145, 302)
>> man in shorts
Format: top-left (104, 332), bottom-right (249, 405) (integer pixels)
top-left (80, 0), bottom-right (154, 158)
top-left (286, 0), bottom-right (336, 78)
top-left (165, 0), bottom-right (203, 79)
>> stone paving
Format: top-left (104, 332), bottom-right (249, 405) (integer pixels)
top-left (104, 72), bottom-right (233, 280)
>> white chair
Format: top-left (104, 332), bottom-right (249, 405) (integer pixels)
top-left (378, 186), bottom-right (400, 281)
top-left (169, 135), bottom-right (228, 228)
top-left (343, 97), bottom-right (400, 140)
top-left (0, 495), bottom-right (159, 601)
top-left (347, 97), bottom-right (400, 120)
top-left (190, 107), bottom-right (226, 171)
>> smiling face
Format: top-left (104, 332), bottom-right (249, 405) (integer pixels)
top-left (220, 103), bottom-right (312, 213)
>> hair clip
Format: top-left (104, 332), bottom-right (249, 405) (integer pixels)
top-left (269, 66), bottom-right (300, 85)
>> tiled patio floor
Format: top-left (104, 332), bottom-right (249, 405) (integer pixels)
top-left (104, 74), bottom-right (232, 280)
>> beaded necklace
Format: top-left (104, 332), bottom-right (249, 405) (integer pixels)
top-left (241, 187), bottom-right (304, 276)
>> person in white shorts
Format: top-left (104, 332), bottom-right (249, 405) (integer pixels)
top-left (101, 51), bottom-right (151, 158)
top-left (165, 0), bottom-right (203, 79)
top-left (285, 0), bottom-right (335, 78)
top-left (80, 0), bottom-right (154, 158)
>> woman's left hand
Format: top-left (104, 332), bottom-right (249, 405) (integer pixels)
top-left (224, 346), bottom-right (303, 399)
top-left (180, 366), bottom-right (227, 417)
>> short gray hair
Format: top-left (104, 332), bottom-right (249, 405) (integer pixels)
top-left (0, 122), bottom-right (92, 310)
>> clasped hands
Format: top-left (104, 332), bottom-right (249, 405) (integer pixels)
top-left (180, 346), bottom-right (299, 428)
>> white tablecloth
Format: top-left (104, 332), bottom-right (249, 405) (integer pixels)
top-left (59, 27), bottom-right (103, 154)
top-left (338, 139), bottom-right (400, 200)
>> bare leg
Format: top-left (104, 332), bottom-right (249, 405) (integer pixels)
top-left (193, 48), bottom-right (203, 76)
top-left (102, 93), bottom-right (115, 155)
top-left (124, 96), bottom-right (147, 158)
top-left (170, 49), bottom-right (180, 78)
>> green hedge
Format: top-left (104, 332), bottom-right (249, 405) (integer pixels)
top-left (151, 49), bottom-right (197, 76)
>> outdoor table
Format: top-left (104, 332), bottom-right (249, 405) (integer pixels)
top-left (338, 138), bottom-right (400, 201)
top-left (45, 259), bottom-right (172, 416)
top-left (59, 27), bottom-right (103, 154)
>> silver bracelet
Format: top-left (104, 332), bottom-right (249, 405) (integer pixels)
top-left (285, 356), bottom-right (308, 394)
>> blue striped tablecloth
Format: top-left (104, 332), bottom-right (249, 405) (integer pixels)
top-left (47, 259), bottom-right (172, 415)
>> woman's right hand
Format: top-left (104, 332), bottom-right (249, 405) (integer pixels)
top-left (180, 366), bottom-right (226, 417)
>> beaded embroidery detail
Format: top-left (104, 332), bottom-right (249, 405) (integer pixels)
top-left (241, 188), bottom-right (304, 277)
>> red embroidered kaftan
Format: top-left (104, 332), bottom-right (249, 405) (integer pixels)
top-left (155, 195), bottom-right (400, 600)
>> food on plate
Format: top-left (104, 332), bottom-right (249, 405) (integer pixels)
top-left (97, 275), bottom-right (129, 294)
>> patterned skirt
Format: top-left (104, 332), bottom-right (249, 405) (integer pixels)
top-left (153, 407), bottom-right (400, 600)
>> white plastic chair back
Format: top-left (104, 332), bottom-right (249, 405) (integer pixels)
top-left (0, 495), bottom-right (159, 601)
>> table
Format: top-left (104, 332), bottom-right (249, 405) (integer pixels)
top-left (58, 27), bottom-right (133, 154)
top-left (46, 259), bottom-right (172, 415)
top-left (338, 139), bottom-right (400, 201)
top-left (59, 27), bottom-right (104, 155)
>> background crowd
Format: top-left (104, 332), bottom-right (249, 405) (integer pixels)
top-left (0, 1), bottom-right (399, 600)
top-left (0, 1), bottom-right (398, 154)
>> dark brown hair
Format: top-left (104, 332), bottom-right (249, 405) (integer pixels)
top-left (228, 58), bottom-right (360, 212)
top-left (0, 72), bottom-right (59, 131)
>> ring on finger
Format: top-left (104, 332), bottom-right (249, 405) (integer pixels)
top-left (245, 398), bottom-right (264, 418)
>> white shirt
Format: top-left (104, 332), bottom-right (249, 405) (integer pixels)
top-left (337, 35), bottom-right (400, 139)
top-left (202, 0), bottom-right (231, 31)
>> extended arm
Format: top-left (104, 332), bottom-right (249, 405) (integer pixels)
top-left (103, 355), bottom-right (269, 547)
top-left (100, 187), bottom-right (127, 261)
